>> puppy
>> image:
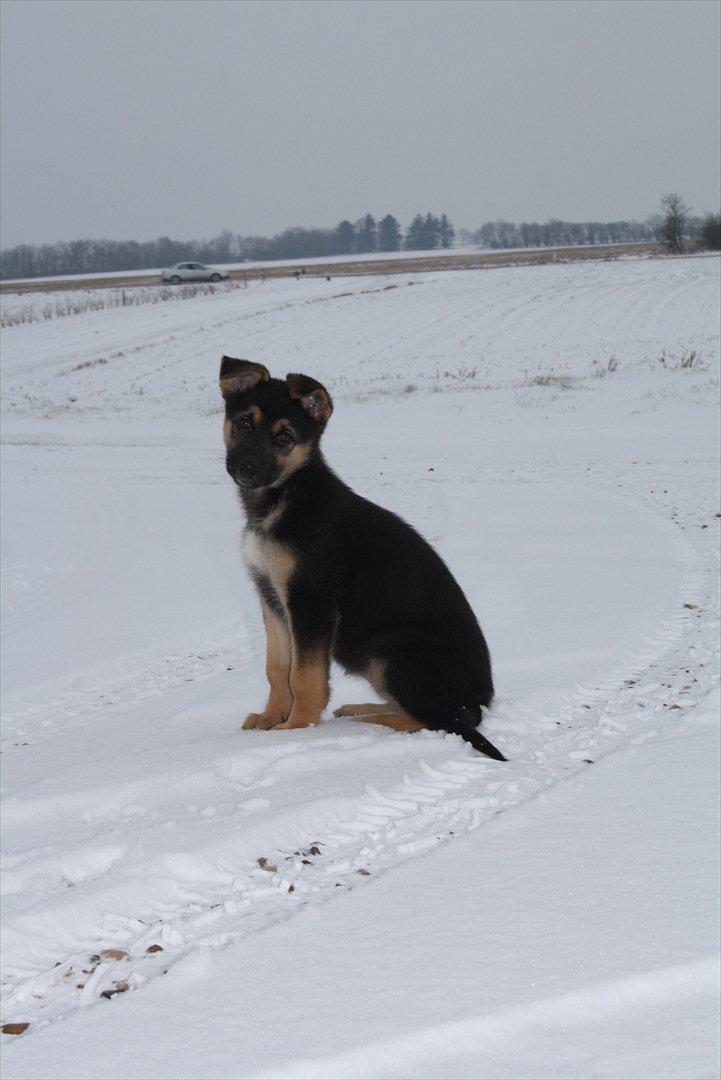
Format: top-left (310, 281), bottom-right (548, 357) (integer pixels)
top-left (220, 356), bottom-right (505, 760)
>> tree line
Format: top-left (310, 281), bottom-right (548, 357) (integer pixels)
top-left (0, 212), bottom-right (454, 280)
top-left (459, 213), bottom-right (716, 250)
top-left (2, 203), bottom-right (718, 281)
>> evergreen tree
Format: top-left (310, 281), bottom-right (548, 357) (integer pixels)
top-left (356, 214), bottom-right (378, 254)
top-left (378, 214), bottom-right (402, 252)
top-left (699, 212), bottom-right (721, 250)
top-left (423, 213), bottom-right (441, 249)
top-left (438, 214), bottom-right (454, 248)
top-left (404, 214), bottom-right (426, 250)
top-left (333, 220), bottom-right (356, 255)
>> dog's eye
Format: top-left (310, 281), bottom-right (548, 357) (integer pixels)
top-left (235, 415), bottom-right (253, 432)
top-left (275, 430), bottom-right (294, 447)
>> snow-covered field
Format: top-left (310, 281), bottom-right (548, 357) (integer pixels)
top-left (0, 280), bottom-right (251, 328)
top-left (1, 256), bottom-right (719, 1079)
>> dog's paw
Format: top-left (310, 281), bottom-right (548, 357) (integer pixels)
top-left (273, 715), bottom-right (319, 730)
top-left (242, 712), bottom-right (285, 731)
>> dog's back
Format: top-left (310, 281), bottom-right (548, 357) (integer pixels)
top-left (333, 490), bottom-right (492, 698)
top-left (269, 463), bottom-right (501, 757)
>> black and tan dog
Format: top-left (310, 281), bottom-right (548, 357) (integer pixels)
top-left (220, 356), bottom-right (505, 761)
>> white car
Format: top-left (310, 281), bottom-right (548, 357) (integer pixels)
top-left (162, 262), bottom-right (229, 284)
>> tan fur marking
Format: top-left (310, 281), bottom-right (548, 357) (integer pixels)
top-left (304, 389), bottom-right (332, 423)
top-left (243, 604), bottom-right (292, 730)
top-left (271, 419), bottom-right (296, 437)
top-left (333, 703), bottom-right (397, 717)
top-left (334, 662), bottom-right (421, 730)
top-left (260, 503), bottom-right (287, 533)
top-left (283, 443), bottom-right (310, 474)
top-left (349, 712), bottom-right (423, 733)
top-left (241, 532), bottom-right (296, 606)
top-left (365, 659), bottom-right (391, 700)
top-left (275, 648), bottom-right (329, 729)
top-left (272, 442), bottom-right (311, 487)
top-left (219, 358), bottom-right (269, 397)
top-left (286, 375), bottom-right (333, 423)
top-left (224, 406), bottom-right (264, 447)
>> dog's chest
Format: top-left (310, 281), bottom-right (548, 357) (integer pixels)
top-left (241, 528), bottom-right (295, 603)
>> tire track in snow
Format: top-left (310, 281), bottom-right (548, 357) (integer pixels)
top-left (0, 620), bottom-right (252, 751)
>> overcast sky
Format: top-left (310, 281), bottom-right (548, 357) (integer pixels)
top-left (1, 0), bottom-right (719, 247)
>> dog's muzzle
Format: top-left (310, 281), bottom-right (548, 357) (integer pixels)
top-left (227, 458), bottom-right (269, 489)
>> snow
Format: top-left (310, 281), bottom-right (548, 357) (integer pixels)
top-left (1, 255), bottom-right (719, 1079)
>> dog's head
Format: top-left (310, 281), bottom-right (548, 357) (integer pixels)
top-left (219, 357), bottom-right (333, 491)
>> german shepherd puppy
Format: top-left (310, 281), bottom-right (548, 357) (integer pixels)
top-left (220, 356), bottom-right (505, 761)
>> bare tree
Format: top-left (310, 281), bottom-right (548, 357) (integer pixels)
top-left (659, 192), bottom-right (690, 254)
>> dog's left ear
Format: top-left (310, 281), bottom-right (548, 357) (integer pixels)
top-left (286, 373), bottom-right (333, 424)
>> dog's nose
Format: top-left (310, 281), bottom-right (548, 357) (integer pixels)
top-left (237, 461), bottom-right (257, 478)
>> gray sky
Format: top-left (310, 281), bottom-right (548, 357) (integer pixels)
top-left (1, 0), bottom-right (719, 246)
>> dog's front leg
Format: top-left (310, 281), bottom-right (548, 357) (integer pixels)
top-left (243, 603), bottom-right (293, 730)
top-left (274, 592), bottom-right (333, 730)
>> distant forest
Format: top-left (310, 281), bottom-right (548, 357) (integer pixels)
top-left (0, 211), bottom-right (710, 280)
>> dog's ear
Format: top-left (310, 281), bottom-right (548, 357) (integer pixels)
top-left (286, 373), bottom-right (333, 424)
top-left (219, 357), bottom-right (270, 398)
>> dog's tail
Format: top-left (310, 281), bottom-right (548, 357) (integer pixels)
top-left (444, 706), bottom-right (507, 761)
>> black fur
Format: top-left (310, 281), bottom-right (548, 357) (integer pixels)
top-left (221, 358), bottom-right (505, 761)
